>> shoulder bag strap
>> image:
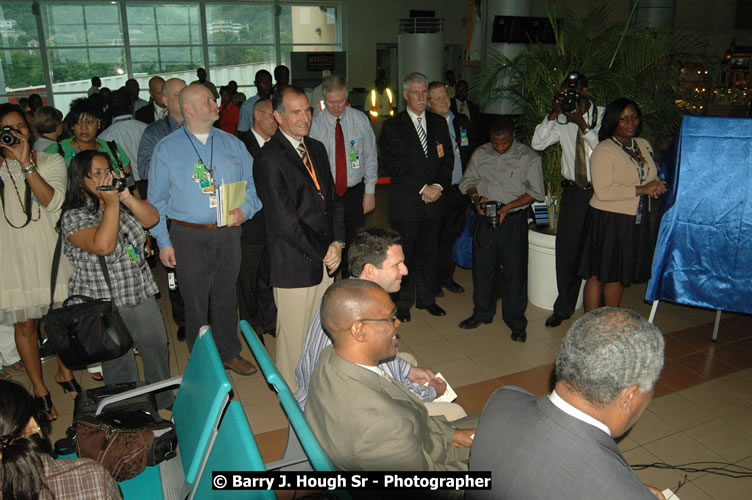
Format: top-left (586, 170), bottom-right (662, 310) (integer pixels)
top-left (49, 231), bottom-right (63, 306)
top-left (97, 255), bottom-right (118, 310)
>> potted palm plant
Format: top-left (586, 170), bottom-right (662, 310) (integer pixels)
top-left (474, 2), bottom-right (707, 308)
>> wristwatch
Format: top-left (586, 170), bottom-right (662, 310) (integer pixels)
top-left (22, 160), bottom-right (37, 176)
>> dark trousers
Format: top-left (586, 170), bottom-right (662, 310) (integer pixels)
top-left (170, 223), bottom-right (242, 363)
top-left (438, 185), bottom-right (470, 285)
top-left (552, 184), bottom-right (593, 318)
top-left (237, 241), bottom-right (277, 336)
top-left (471, 210), bottom-right (528, 334)
top-left (389, 215), bottom-right (441, 310)
top-left (339, 182), bottom-right (366, 278)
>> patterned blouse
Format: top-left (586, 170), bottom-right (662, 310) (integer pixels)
top-left (60, 199), bottom-right (158, 308)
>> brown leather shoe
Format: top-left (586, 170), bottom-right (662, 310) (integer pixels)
top-left (224, 356), bottom-right (258, 376)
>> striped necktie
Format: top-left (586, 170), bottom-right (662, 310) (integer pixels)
top-left (416, 116), bottom-right (428, 157)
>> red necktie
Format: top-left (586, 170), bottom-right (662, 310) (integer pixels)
top-left (335, 117), bottom-right (347, 196)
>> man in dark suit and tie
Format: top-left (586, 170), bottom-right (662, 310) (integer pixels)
top-left (237, 98), bottom-right (278, 343)
top-left (469, 308), bottom-right (666, 500)
top-left (427, 81), bottom-right (477, 296)
top-left (135, 76), bottom-right (166, 124)
top-left (253, 86), bottom-right (345, 390)
top-left (379, 72), bottom-right (454, 322)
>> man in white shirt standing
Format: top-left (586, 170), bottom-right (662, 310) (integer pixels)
top-left (99, 88), bottom-right (148, 182)
top-left (309, 75), bottom-right (377, 278)
top-left (531, 72), bottom-right (604, 328)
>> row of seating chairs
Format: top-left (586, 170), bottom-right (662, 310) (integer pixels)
top-left (85, 322), bottom-right (344, 499)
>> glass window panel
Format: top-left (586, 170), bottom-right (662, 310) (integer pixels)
top-left (279, 5), bottom-right (339, 46)
top-left (47, 47), bottom-right (125, 84)
top-left (209, 45), bottom-right (274, 69)
top-left (206, 4), bottom-right (273, 45)
top-left (43, 3), bottom-right (123, 47)
top-left (0, 49), bottom-right (45, 91)
top-left (132, 46), bottom-right (203, 75)
top-left (126, 4), bottom-right (201, 46)
top-left (0, 2), bottom-right (39, 49)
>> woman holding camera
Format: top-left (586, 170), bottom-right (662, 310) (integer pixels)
top-left (0, 379), bottom-right (121, 499)
top-left (59, 150), bottom-right (174, 408)
top-left (578, 98), bottom-right (667, 311)
top-left (0, 103), bottom-right (80, 422)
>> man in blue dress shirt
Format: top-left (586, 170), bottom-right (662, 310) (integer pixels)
top-left (148, 83), bottom-right (262, 375)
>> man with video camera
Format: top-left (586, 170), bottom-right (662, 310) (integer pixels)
top-left (532, 72), bottom-right (604, 328)
top-left (457, 117), bottom-right (544, 342)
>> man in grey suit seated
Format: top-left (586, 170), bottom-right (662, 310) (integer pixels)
top-left (306, 279), bottom-right (478, 471)
top-left (469, 308), bottom-right (666, 499)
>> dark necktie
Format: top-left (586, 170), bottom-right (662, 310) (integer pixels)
top-left (416, 116), bottom-right (428, 157)
top-left (574, 129), bottom-right (588, 188)
top-left (335, 117), bottom-right (347, 196)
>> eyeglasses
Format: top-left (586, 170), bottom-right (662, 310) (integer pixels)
top-left (358, 316), bottom-right (399, 325)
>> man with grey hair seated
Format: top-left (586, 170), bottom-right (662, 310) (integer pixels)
top-left (468, 307), bottom-right (666, 500)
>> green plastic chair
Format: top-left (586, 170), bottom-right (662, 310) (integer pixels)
top-left (193, 401), bottom-right (276, 499)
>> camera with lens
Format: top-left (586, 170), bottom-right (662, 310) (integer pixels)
top-left (96, 171), bottom-right (136, 192)
top-left (480, 200), bottom-right (505, 228)
top-left (561, 72), bottom-right (582, 113)
top-left (0, 126), bottom-right (21, 146)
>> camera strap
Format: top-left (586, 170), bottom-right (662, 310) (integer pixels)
top-left (0, 164), bottom-right (34, 229)
top-left (107, 140), bottom-right (124, 175)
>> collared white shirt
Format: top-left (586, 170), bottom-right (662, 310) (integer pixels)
top-left (280, 128), bottom-right (303, 151)
top-left (98, 114), bottom-right (148, 181)
top-left (251, 128), bottom-right (270, 148)
top-left (406, 106), bottom-right (426, 136)
top-left (357, 363), bottom-right (389, 378)
top-left (531, 104), bottom-right (604, 182)
top-left (152, 102), bottom-right (166, 122)
top-left (549, 390), bottom-right (612, 436)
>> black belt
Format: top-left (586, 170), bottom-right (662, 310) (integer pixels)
top-left (561, 180), bottom-right (592, 190)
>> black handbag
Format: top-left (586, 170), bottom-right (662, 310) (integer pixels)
top-left (42, 233), bottom-right (134, 370)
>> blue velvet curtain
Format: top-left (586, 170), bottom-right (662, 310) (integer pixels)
top-left (646, 116), bottom-right (752, 314)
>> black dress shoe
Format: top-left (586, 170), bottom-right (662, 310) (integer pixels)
top-left (545, 313), bottom-right (565, 328)
top-left (511, 331), bottom-right (527, 342)
top-left (396, 309), bottom-right (411, 323)
top-left (458, 316), bottom-right (491, 329)
top-left (417, 304), bottom-right (446, 317)
top-left (442, 281), bottom-right (465, 294)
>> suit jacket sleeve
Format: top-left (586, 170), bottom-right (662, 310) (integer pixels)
top-left (379, 116), bottom-right (426, 195)
top-left (429, 112), bottom-right (454, 188)
top-left (355, 414), bottom-right (465, 472)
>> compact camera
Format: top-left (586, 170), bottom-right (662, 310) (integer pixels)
top-left (561, 73), bottom-right (582, 113)
top-left (0, 126), bottom-right (21, 146)
top-left (480, 200), bottom-right (505, 228)
top-left (96, 171), bottom-right (136, 192)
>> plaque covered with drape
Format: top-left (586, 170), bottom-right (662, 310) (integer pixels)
top-left (646, 115), bottom-right (752, 314)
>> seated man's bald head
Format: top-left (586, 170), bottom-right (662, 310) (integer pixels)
top-left (320, 279), bottom-right (384, 344)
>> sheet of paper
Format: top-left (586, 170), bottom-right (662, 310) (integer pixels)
top-left (424, 372), bottom-right (457, 403)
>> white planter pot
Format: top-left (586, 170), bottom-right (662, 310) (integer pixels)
top-left (527, 229), bottom-right (584, 311)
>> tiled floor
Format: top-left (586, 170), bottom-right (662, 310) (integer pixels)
top-left (7, 266), bottom-right (752, 499)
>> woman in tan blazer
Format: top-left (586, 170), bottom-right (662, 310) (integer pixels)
top-left (578, 98), bottom-right (667, 311)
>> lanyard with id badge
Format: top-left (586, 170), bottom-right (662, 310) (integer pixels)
top-left (348, 140), bottom-right (359, 169)
top-left (185, 128), bottom-right (217, 208)
top-left (613, 137), bottom-right (648, 224)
